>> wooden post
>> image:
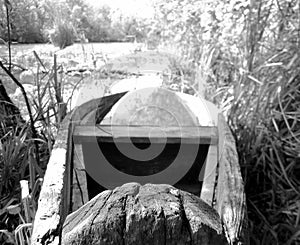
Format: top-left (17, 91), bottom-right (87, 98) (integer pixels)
top-left (62, 183), bottom-right (228, 245)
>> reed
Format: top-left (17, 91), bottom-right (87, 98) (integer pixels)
top-left (215, 47), bottom-right (300, 244)
top-left (166, 33), bottom-right (300, 244)
top-left (0, 50), bottom-right (73, 244)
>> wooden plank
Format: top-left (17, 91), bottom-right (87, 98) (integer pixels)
top-left (31, 113), bottom-right (73, 245)
top-left (214, 114), bottom-right (248, 244)
top-left (73, 125), bottom-right (218, 145)
top-left (200, 145), bottom-right (218, 205)
top-left (32, 93), bottom-right (127, 245)
top-left (71, 144), bottom-right (89, 212)
top-left (63, 121), bottom-right (73, 220)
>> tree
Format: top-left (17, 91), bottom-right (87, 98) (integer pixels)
top-left (0, 0), bottom-right (46, 43)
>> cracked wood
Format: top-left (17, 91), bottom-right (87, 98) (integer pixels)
top-left (62, 183), bottom-right (228, 245)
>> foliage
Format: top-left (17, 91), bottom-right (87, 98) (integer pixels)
top-left (0, 125), bottom-right (29, 197)
top-left (82, 5), bottom-right (112, 42)
top-left (0, 0), bottom-right (149, 45)
top-left (228, 51), bottom-right (300, 244)
top-left (0, 49), bottom-right (74, 244)
top-left (0, 0), bottom-right (46, 43)
top-left (152, 0), bottom-right (300, 244)
top-left (0, 0), bottom-right (299, 243)
top-left (0, 125), bottom-right (33, 245)
top-left (49, 23), bottom-right (76, 49)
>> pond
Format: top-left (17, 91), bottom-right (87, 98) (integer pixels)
top-left (0, 42), bottom-right (144, 91)
top-left (0, 42), bottom-right (143, 60)
top-left (0, 42), bottom-right (146, 120)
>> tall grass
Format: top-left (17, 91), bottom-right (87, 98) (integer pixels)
top-left (213, 48), bottom-right (300, 244)
top-left (0, 124), bottom-right (34, 245)
top-left (162, 29), bottom-right (300, 243)
top-left (156, 1), bottom-right (300, 242)
top-left (0, 50), bottom-right (71, 244)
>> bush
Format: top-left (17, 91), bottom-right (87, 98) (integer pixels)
top-left (49, 23), bottom-right (76, 49)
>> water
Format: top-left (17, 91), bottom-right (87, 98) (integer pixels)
top-left (0, 42), bottom-right (142, 60)
top-left (0, 42), bottom-right (143, 93)
top-left (0, 42), bottom-right (146, 120)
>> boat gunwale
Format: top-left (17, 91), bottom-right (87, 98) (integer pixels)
top-left (31, 91), bottom-right (248, 245)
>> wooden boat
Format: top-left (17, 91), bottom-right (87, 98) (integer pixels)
top-left (31, 51), bottom-right (247, 245)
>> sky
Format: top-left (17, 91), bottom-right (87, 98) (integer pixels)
top-left (85, 0), bottom-right (155, 18)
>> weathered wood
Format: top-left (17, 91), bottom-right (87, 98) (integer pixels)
top-left (62, 183), bottom-right (228, 245)
top-left (200, 144), bottom-right (218, 205)
top-left (64, 117), bottom-right (73, 221)
top-left (32, 78), bottom-right (248, 244)
top-left (31, 113), bottom-right (73, 245)
top-left (31, 93), bottom-right (127, 244)
top-left (214, 114), bottom-right (248, 244)
top-left (71, 144), bottom-right (89, 211)
top-left (73, 125), bottom-right (218, 145)
top-left (200, 111), bottom-right (225, 206)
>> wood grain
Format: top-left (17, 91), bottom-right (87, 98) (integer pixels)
top-left (73, 125), bottom-right (218, 145)
top-left (31, 93), bottom-right (127, 245)
top-left (200, 144), bottom-right (218, 205)
top-left (71, 144), bottom-right (89, 211)
top-left (32, 90), bottom-right (248, 245)
top-left (214, 114), bottom-right (248, 244)
top-left (62, 183), bottom-right (228, 245)
top-left (31, 113), bottom-right (72, 245)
